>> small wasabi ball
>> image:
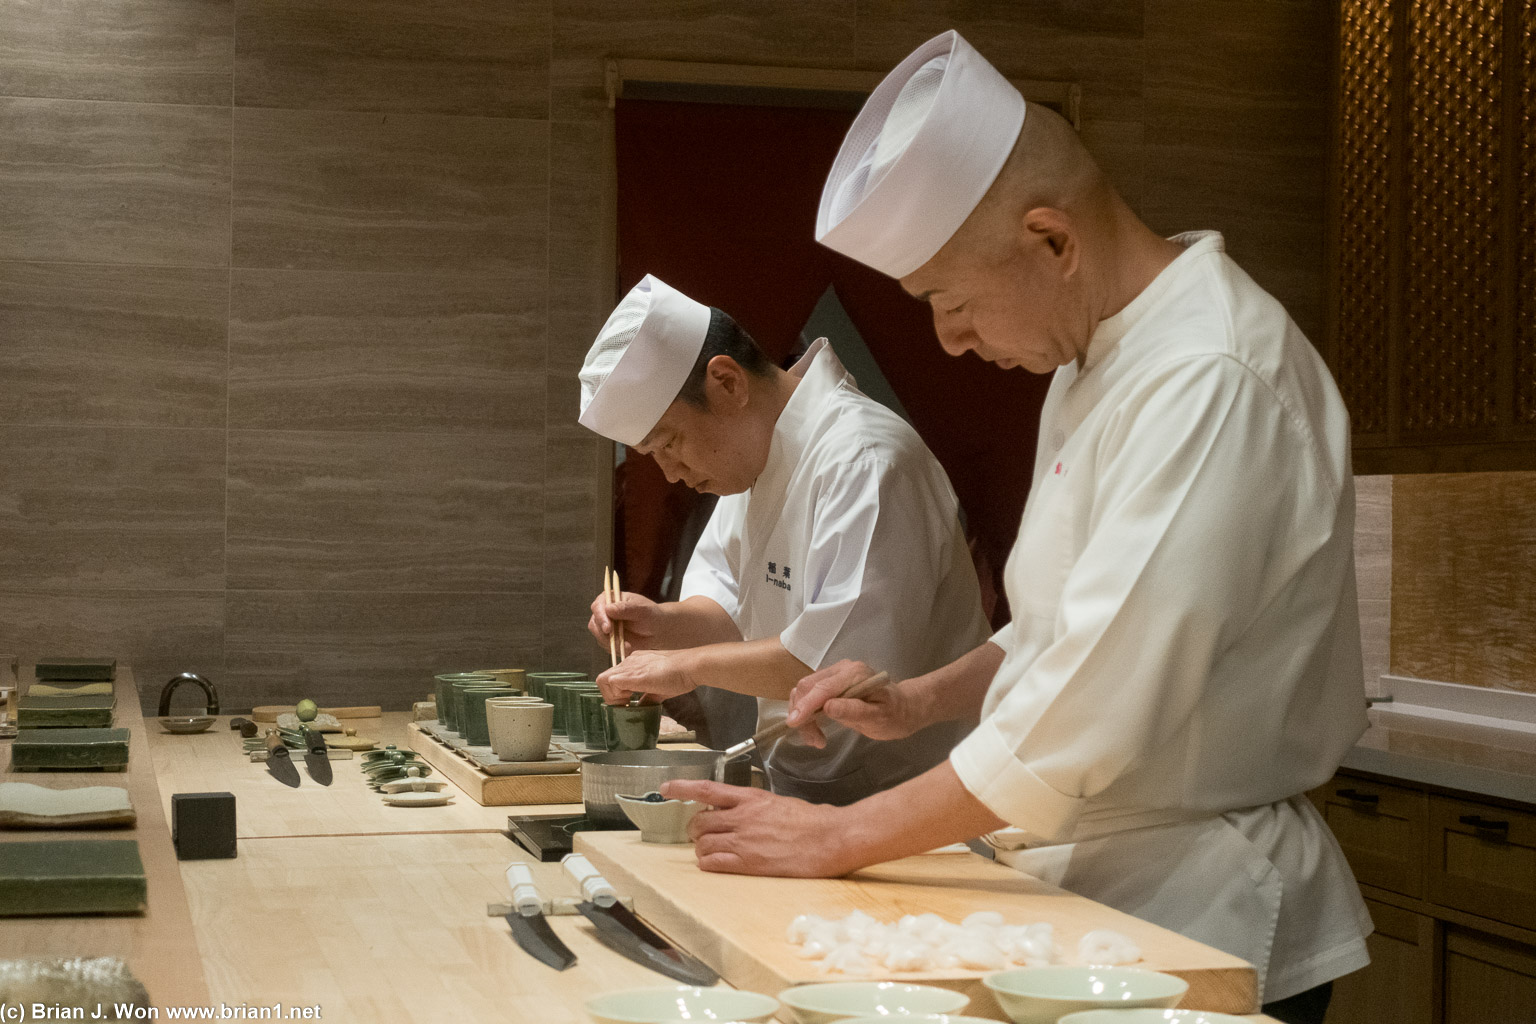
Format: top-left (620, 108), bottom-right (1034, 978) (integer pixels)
top-left (295, 699), bottom-right (318, 722)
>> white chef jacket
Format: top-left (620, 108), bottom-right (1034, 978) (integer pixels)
top-left (682, 339), bottom-right (990, 804)
top-left (950, 232), bottom-right (1372, 1003)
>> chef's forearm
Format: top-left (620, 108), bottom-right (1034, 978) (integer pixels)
top-left (835, 760), bottom-right (1009, 871)
top-left (679, 637), bottom-right (811, 700)
top-left (655, 596), bottom-right (744, 649)
top-left (904, 641), bottom-right (1006, 726)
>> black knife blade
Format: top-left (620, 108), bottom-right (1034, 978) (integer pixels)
top-left (507, 911), bottom-right (577, 971)
top-left (505, 862), bottom-right (576, 970)
top-left (301, 726), bottom-right (332, 786)
top-left (575, 901), bottom-right (718, 985)
top-left (562, 852), bottom-right (716, 986)
top-left (264, 730), bottom-right (301, 788)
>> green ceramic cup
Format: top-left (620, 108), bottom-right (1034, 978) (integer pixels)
top-left (543, 680), bottom-right (592, 736)
top-left (434, 672), bottom-right (494, 732)
top-left (449, 677), bottom-right (500, 736)
top-left (561, 684), bottom-right (602, 742)
top-left (461, 686), bottom-right (520, 746)
top-left (526, 671), bottom-right (588, 702)
top-left (604, 703), bottom-right (661, 752)
top-left (577, 691), bottom-right (611, 748)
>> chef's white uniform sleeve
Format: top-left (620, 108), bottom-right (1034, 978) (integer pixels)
top-left (679, 497), bottom-right (743, 625)
top-left (779, 457), bottom-right (958, 675)
top-left (950, 355), bottom-right (1336, 840)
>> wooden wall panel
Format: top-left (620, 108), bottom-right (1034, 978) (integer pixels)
top-left (1391, 471), bottom-right (1536, 692)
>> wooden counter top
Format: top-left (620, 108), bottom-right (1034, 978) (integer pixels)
top-left (0, 665), bottom-right (209, 1006)
top-left (8, 667), bottom-right (1282, 1023)
top-left (148, 712), bottom-right (578, 838)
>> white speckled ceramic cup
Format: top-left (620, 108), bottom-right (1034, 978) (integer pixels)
top-left (487, 701), bottom-right (553, 761)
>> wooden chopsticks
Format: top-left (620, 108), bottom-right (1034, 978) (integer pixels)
top-left (603, 566), bottom-right (625, 668)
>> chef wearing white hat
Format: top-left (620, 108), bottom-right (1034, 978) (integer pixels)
top-left (580, 274), bottom-right (990, 805)
top-left (663, 31), bottom-right (1370, 1024)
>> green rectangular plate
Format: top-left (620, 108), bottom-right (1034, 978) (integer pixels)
top-left (34, 658), bottom-right (116, 682)
top-left (0, 839), bottom-right (146, 915)
top-left (11, 728), bottom-right (131, 770)
top-left (17, 695), bottom-right (116, 729)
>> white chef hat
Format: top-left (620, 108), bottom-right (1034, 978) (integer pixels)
top-left (816, 30), bottom-right (1026, 278)
top-left (578, 275), bottom-right (712, 446)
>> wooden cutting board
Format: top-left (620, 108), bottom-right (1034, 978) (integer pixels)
top-left (576, 831), bottom-right (1258, 1018)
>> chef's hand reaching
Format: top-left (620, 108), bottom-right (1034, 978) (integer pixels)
top-left (588, 590), bottom-right (663, 655)
top-left (661, 780), bottom-right (854, 877)
top-left (787, 659), bottom-right (921, 747)
top-left (596, 649), bottom-right (691, 705)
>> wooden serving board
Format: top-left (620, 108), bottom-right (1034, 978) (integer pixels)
top-left (405, 723), bottom-right (582, 806)
top-left (576, 831), bottom-right (1258, 1018)
top-left (251, 705), bottom-right (382, 722)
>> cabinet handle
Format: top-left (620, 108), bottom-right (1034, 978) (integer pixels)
top-left (1459, 814), bottom-right (1510, 835)
top-left (1337, 788), bottom-right (1380, 805)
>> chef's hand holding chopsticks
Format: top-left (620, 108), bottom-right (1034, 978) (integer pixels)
top-left (587, 589), bottom-right (663, 656)
top-left (786, 658), bottom-right (921, 748)
top-left (595, 649), bottom-right (684, 706)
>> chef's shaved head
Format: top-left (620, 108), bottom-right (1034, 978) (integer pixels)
top-left (901, 103), bottom-right (1180, 374)
top-left (952, 104), bottom-right (1110, 264)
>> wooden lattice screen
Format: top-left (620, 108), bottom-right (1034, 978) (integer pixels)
top-left (1330, 0), bottom-right (1536, 471)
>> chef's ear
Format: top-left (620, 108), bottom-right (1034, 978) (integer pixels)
top-left (702, 355), bottom-right (751, 410)
top-left (1021, 206), bottom-right (1079, 279)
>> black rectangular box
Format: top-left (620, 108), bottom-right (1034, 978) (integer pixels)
top-left (171, 792), bottom-right (236, 860)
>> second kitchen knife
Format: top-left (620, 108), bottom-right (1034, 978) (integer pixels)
top-left (264, 729), bottom-right (301, 788)
top-left (562, 852), bottom-right (717, 986)
top-left (300, 725), bottom-right (332, 786)
top-left (504, 862), bottom-right (577, 971)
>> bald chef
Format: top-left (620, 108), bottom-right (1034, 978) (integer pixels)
top-left (663, 31), bottom-right (1371, 1024)
top-left (578, 274), bottom-right (989, 805)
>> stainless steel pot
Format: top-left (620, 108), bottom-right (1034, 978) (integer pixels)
top-left (581, 749), bottom-right (751, 828)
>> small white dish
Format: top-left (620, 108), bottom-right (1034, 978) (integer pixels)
top-left (585, 985), bottom-right (778, 1023)
top-left (778, 982), bottom-right (970, 1024)
top-left (381, 790), bottom-right (452, 807)
top-left (616, 791), bottom-right (705, 844)
top-left (1057, 1011), bottom-right (1250, 1024)
top-left (984, 967), bottom-right (1187, 1024)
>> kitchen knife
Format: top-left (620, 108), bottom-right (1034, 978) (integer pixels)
top-left (264, 729), bottom-right (301, 788)
top-left (562, 853), bottom-right (718, 985)
top-left (504, 862), bottom-right (577, 971)
top-left (300, 726), bottom-right (332, 786)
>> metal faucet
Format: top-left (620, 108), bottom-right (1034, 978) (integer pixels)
top-left (158, 672), bottom-right (220, 717)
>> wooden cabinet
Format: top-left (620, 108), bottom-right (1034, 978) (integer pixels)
top-left (1443, 928), bottom-right (1536, 1024)
top-left (1318, 775), bottom-right (1429, 897)
top-left (1327, 0), bottom-right (1536, 473)
top-left (1429, 797), bottom-right (1536, 931)
top-left (1315, 770), bottom-right (1536, 1023)
top-left (1326, 899), bottom-right (1437, 1024)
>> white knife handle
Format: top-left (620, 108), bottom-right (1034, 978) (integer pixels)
top-left (505, 862), bottom-right (542, 917)
top-left (561, 853), bottom-right (617, 908)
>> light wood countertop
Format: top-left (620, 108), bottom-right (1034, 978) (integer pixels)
top-left (0, 666), bottom-right (209, 1006)
top-left (5, 678), bottom-right (1280, 1023)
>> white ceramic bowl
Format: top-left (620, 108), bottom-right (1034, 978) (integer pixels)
top-left (983, 967), bottom-right (1187, 1024)
top-left (1057, 1011), bottom-right (1250, 1024)
top-left (778, 982), bottom-right (970, 1024)
top-left (617, 792), bottom-right (705, 844)
top-left (585, 986), bottom-right (778, 1024)
top-left (836, 1016), bottom-right (1000, 1024)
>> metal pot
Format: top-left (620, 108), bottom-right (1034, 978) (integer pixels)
top-left (581, 749), bottom-right (751, 828)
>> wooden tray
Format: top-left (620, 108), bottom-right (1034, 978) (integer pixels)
top-left (406, 723), bottom-right (581, 806)
top-left (575, 831), bottom-right (1259, 1018)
